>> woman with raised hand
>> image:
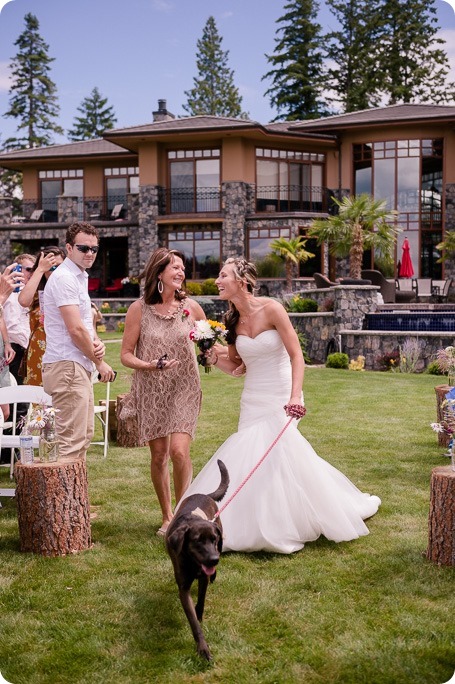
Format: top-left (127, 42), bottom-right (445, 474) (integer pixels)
top-left (18, 246), bottom-right (66, 385)
top-left (120, 248), bottom-right (206, 536)
top-left (182, 257), bottom-right (381, 554)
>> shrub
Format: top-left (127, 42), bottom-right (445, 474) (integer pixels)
top-left (376, 350), bottom-right (400, 371)
top-left (326, 352), bottom-right (349, 369)
top-left (426, 360), bottom-right (445, 376)
top-left (117, 321), bottom-right (125, 333)
top-left (96, 324), bottom-right (106, 333)
top-left (396, 338), bottom-right (422, 374)
top-left (100, 302), bottom-right (111, 313)
top-left (116, 306), bottom-right (128, 313)
top-left (185, 281), bottom-right (203, 296)
top-left (201, 278), bottom-right (218, 295)
top-left (286, 296), bottom-right (318, 313)
top-left (297, 331), bottom-right (311, 364)
top-left (349, 355), bottom-right (365, 371)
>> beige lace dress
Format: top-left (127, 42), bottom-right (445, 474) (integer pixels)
top-left (122, 298), bottom-right (201, 445)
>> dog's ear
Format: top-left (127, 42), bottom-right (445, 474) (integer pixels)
top-left (167, 524), bottom-right (189, 556)
top-left (215, 526), bottom-right (223, 554)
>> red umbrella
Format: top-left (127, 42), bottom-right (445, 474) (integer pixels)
top-left (399, 238), bottom-right (414, 278)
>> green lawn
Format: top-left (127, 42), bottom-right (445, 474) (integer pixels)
top-left (0, 344), bottom-right (454, 684)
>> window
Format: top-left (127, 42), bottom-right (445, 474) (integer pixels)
top-left (256, 148), bottom-right (325, 212)
top-left (165, 226), bottom-right (221, 279)
top-left (353, 139), bottom-right (443, 278)
top-left (104, 167), bottom-right (139, 214)
top-left (247, 226), bottom-right (291, 277)
top-left (167, 150), bottom-right (220, 213)
top-left (38, 169), bottom-right (84, 221)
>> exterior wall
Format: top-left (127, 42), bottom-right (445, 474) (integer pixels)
top-left (0, 197), bottom-right (13, 225)
top-left (221, 181), bottom-right (249, 259)
top-left (139, 144), bottom-right (159, 186)
top-left (444, 183), bottom-right (455, 283)
top-left (222, 138), bottom-right (252, 182)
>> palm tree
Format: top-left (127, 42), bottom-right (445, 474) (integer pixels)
top-left (269, 236), bottom-right (314, 291)
top-left (309, 194), bottom-right (400, 280)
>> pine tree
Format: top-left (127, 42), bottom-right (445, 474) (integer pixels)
top-left (4, 13), bottom-right (63, 149)
top-left (68, 87), bottom-right (117, 141)
top-left (325, 0), bottom-right (381, 112)
top-left (377, 0), bottom-right (455, 104)
top-left (263, 0), bottom-right (327, 121)
top-left (183, 16), bottom-right (245, 117)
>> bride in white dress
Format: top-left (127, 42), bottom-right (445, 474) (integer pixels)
top-left (183, 258), bottom-right (381, 554)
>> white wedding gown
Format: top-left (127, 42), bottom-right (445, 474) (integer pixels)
top-left (184, 330), bottom-right (381, 554)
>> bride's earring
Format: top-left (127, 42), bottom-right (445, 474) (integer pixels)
top-left (157, 279), bottom-right (164, 294)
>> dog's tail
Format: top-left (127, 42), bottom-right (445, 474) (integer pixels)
top-left (207, 460), bottom-right (229, 502)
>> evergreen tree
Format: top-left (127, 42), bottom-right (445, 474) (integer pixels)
top-left (377, 0), bottom-right (455, 104)
top-left (68, 87), bottom-right (117, 141)
top-left (183, 16), bottom-right (245, 117)
top-left (263, 0), bottom-right (328, 121)
top-left (4, 13), bottom-right (63, 148)
top-left (325, 0), bottom-right (381, 112)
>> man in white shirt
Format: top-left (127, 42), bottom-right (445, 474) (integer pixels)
top-left (2, 253), bottom-right (34, 384)
top-left (43, 222), bottom-right (115, 460)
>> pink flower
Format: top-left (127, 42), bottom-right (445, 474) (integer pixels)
top-left (182, 308), bottom-right (190, 321)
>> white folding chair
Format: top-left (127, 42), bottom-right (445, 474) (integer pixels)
top-left (0, 383), bottom-right (52, 479)
top-left (0, 409), bottom-right (14, 500)
top-left (91, 373), bottom-right (110, 459)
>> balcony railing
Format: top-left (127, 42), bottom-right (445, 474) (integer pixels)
top-left (19, 195), bottom-right (138, 223)
top-left (256, 185), bottom-right (328, 213)
top-left (162, 187), bottom-right (221, 214)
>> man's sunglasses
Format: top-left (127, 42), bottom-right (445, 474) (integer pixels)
top-left (74, 244), bottom-right (99, 254)
top-left (24, 267), bottom-right (34, 272)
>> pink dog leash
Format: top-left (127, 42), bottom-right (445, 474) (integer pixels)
top-left (211, 404), bottom-right (306, 522)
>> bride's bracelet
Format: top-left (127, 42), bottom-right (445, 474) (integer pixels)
top-left (284, 403), bottom-right (306, 418)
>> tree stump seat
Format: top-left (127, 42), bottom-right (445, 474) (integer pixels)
top-left (426, 465), bottom-right (455, 567)
top-left (15, 457), bottom-right (91, 557)
top-left (116, 393), bottom-right (139, 447)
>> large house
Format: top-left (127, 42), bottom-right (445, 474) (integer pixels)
top-left (0, 100), bottom-right (454, 290)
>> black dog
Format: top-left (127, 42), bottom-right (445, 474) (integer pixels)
top-left (165, 459), bottom-right (229, 661)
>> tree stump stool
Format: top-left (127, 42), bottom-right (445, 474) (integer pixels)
top-left (426, 465), bottom-right (455, 567)
top-left (15, 458), bottom-right (91, 557)
top-left (116, 393), bottom-right (139, 447)
top-left (434, 385), bottom-right (451, 448)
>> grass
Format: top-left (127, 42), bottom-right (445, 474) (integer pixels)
top-left (0, 343), bottom-right (454, 684)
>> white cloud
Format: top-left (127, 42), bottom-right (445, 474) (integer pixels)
top-left (440, 0), bottom-right (455, 14)
top-left (0, 61), bottom-right (12, 92)
top-left (0, 0), bottom-right (15, 15)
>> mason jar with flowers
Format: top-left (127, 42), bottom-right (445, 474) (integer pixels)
top-left (27, 404), bottom-right (60, 462)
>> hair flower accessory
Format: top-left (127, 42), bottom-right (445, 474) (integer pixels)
top-left (189, 319), bottom-right (227, 373)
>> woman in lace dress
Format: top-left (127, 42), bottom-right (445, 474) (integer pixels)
top-left (121, 248), bottom-right (206, 536)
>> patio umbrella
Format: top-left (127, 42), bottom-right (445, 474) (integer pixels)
top-left (399, 238), bottom-right (414, 278)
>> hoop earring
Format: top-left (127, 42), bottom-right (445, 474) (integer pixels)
top-left (157, 279), bottom-right (164, 294)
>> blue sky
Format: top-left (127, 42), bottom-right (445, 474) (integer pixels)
top-left (0, 0), bottom-right (454, 146)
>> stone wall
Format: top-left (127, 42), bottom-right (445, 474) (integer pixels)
top-left (0, 197), bottom-right (13, 225)
top-left (135, 184), bottom-right (160, 273)
top-left (444, 183), bottom-right (455, 283)
top-left (221, 181), bottom-right (249, 259)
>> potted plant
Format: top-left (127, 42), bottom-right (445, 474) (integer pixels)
top-left (309, 194), bottom-right (399, 280)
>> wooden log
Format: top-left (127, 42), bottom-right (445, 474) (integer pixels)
top-left (116, 393), bottom-right (139, 447)
top-left (426, 465), bottom-right (455, 567)
top-left (15, 457), bottom-right (91, 557)
top-left (434, 385), bottom-right (451, 448)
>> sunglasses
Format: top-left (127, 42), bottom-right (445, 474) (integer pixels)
top-left (74, 244), bottom-right (99, 254)
top-left (24, 267), bottom-right (34, 272)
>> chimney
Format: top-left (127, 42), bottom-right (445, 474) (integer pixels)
top-left (153, 99), bottom-right (175, 122)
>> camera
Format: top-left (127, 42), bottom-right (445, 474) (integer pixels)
top-left (12, 263), bottom-right (22, 292)
top-left (97, 370), bottom-right (117, 381)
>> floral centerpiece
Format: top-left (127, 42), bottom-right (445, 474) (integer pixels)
top-left (435, 345), bottom-right (455, 386)
top-left (26, 404), bottom-right (60, 462)
top-left (189, 319), bottom-right (227, 373)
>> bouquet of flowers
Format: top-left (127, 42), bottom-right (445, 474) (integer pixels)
top-left (27, 404), bottom-right (59, 438)
top-left (189, 319), bottom-right (227, 373)
top-left (430, 386), bottom-right (455, 453)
